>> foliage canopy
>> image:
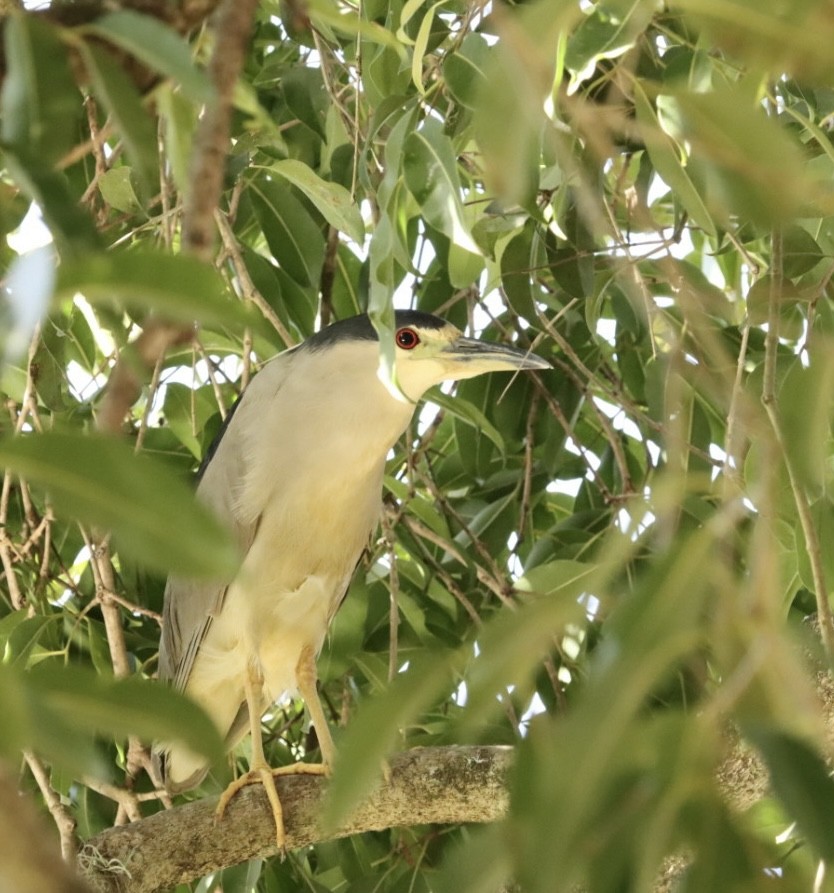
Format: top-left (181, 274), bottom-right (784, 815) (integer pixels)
top-left (3, 0), bottom-right (834, 890)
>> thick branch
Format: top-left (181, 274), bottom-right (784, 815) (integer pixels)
top-left (66, 663), bottom-right (834, 893)
top-left (81, 746), bottom-right (512, 893)
top-left (96, 0), bottom-right (258, 430)
top-left (181, 0), bottom-right (259, 260)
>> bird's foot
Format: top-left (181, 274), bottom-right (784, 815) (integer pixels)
top-left (215, 762), bottom-right (331, 853)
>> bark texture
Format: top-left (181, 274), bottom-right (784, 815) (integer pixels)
top-left (81, 745), bottom-right (513, 893)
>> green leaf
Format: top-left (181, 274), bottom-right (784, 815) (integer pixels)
top-left (1, 152), bottom-right (100, 255)
top-left (97, 167), bottom-right (142, 213)
top-left (0, 15), bottom-right (79, 166)
top-left (633, 82), bottom-right (717, 238)
top-left (462, 566), bottom-right (589, 728)
top-left (31, 664), bottom-right (224, 766)
top-left (782, 225), bottom-right (824, 279)
top-left (679, 0), bottom-right (834, 84)
top-left (270, 159), bottom-right (365, 244)
top-left (473, 1), bottom-right (578, 204)
top-left (0, 662), bottom-right (223, 775)
top-left (157, 83), bottom-right (197, 194)
top-left (80, 10), bottom-right (212, 104)
top-left (0, 611), bottom-right (58, 666)
top-left (403, 119), bottom-right (480, 256)
top-left (565, 2), bottom-right (650, 73)
top-left (778, 352), bottom-right (834, 491)
top-left (448, 239), bottom-right (485, 289)
top-left (308, 0), bottom-right (407, 56)
top-left (280, 66), bottom-right (328, 139)
top-left (517, 558), bottom-right (597, 596)
top-left (794, 498), bottom-right (834, 595)
top-left (408, 1), bottom-right (445, 95)
top-left (659, 86), bottom-right (807, 225)
top-left (249, 177), bottom-right (326, 287)
top-left (163, 382), bottom-right (218, 460)
top-left (443, 33), bottom-right (490, 109)
top-left (428, 388), bottom-right (505, 453)
top-left (55, 250), bottom-right (245, 327)
top-left (0, 431), bottom-right (239, 577)
top-left (77, 41), bottom-right (159, 199)
top-left (745, 725), bottom-right (834, 861)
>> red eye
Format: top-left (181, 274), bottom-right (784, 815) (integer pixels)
top-left (395, 327), bottom-right (420, 350)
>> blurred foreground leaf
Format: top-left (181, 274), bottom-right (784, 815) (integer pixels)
top-left (55, 250), bottom-right (245, 327)
top-left (0, 662), bottom-right (223, 778)
top-left (0, 431), bottom-right (238, 577)
top-left (746, 725), bottom-right (834, 862)
top-left (323, 652), bottom-right (460, 830)
top-left (79, 10), bottom-right (213, 104)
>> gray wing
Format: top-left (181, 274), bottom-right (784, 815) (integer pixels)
top-left (157, 350), bottom-right (292, 695)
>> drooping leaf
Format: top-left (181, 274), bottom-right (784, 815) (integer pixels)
top-left (402, 119), bottom-right (480, 256)
top-left (633, 81), bottom-right (717, 238)
top-left (250, 177), bottom-right (326, 287)
top-left (77, 41), bottom-right (159, 199)
top-left (1, 15), bottom-right (79, 165)
top-left (677, 0), bottom-right (834, 84)
top-left (55, 250), bottom-right (245, 328)
top-left (443, 33), bottom-right (490, 109)
top-left (429, 389), bottom-right (506, 453)
top-left (2, 152), bottom-right (100, 255)
top-left (0, 662), bottom-right (223, 776)
top-left (322, 652), bottom-right (460, 830)
top-left (270, 159), bottom-right (365, 244)
top-left (745, 725), bottom-right (834, 861)
top-left (31, 664), bottom-right (224, 765)
top-left (280, 66), bottom-right (328, 139)
top-left (473, 1), bottom-right (579, 204)
top-left (157, 82), bottom-right (198, 193)
top-left (659, 86), bottom-right (808, 225)
top-left (97, 168), bottom-right (142, 213)
top-left (80, 10), bottom-right (213, 104)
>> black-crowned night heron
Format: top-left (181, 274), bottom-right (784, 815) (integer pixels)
top-left (156, 310), bottom-right (549, 847)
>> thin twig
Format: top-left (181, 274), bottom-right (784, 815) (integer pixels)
top-left (722, 322), bottom-right (750, 499)
top-left (135, 354), bottom-right (165, 452)
top-left (381, 511), bottom-right (400, 683)
top-left (24, 751), bottom-right (79, 862)
top-left (214, 209), bottom-right (296, 347)
top-left (517, 393), bottom-right (540, 540)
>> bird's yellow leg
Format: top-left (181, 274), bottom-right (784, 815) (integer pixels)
top-left (215, 651), bottom-right (333, 851)
top-left (295, 643), bottom-right (336, 768)
top-left (215, 663), bottom-right (291, 849)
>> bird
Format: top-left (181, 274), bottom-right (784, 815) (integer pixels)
top-left (155, 310), bottom-right (549, 848)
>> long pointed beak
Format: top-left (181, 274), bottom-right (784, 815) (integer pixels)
top-left (441, 336), bottom-right (551, 375)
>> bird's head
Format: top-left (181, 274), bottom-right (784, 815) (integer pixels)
top-left (383, 311), bottom-right (550, 401)
top-left (302, 311), bottom-right (550, 404)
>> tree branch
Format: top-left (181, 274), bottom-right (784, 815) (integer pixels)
top-left (67, 662), bottom-right (834, 893)
top-left (81, 746), bottom-right (512, 893)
